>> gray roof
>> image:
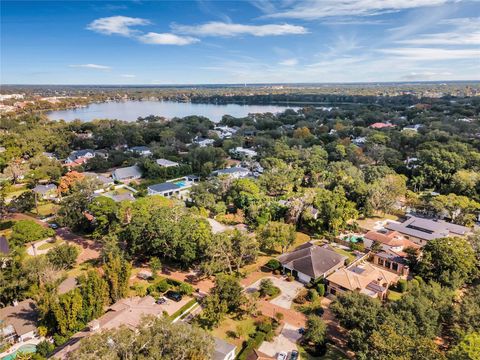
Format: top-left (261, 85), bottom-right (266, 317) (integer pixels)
top-left (70, 149), bottom-right (94, 160)
top-left (0, 236), bottom-right (10, 255)
top-left (0, 299), bottom-right (38, 337)
top-left (385, 215), bottom-right (470, 241)
top-left (32, 184), bottom-right (57, 194)
top-left (148, 182), bottom-right (181, 193)
top-left (156, 158), bottom-right (179, 167)
top-left (83, 172), bottom-right (114, 185)
top-left (113, 165), bottom-right (142, 180)
top-left (278, 244), bottom-right (347, 279)
top-left (213, 167), bottom-right (249, 175)
top-left (214, 338), bottom-right (236, 360)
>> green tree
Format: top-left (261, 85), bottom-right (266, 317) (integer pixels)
top-left (448, 332), bottom-right (480, 360)
top-left (52, 289), bottom-right (84, 335)
top-left (211, 274), bottom-right (245, 313)
top-left (417, 237), bottom-right (477, 288)
top-left (87, 196), bottom-right (119, 239)
top-left (77, 270), bottom-right (109, 323)
top-left (10, 220), bottom-right (54, 246)
top-left (47, 244), bottom-right (79, 269)
top-left (103, 252), bottom-right (132, 303)
top-left (9, 191), bottom-right (36, 213)
top-left (257, 221), bottom-right (296, 253)
top-left (304, 315), bottom-right (327, 348)
top-left (149, 257), bottom-right (162, 278)
top-left (71, 316), bottom-right (214, 360)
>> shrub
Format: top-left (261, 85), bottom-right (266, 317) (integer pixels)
top-left (265, 259), bottom-right (281, 271)
top-left (397, 279), bottom-right (408, 293)
top-left (134, 283), bottom-right (147, 297)
top-left (178, 282), bottom-right (194, 295)
top-left (286, 275), bottom-right (295, 282)
top-left (275, 312), bottom-right (284, 321)
top-left (259, 279), bottom-right (280, 298)
top-left (273, 269), bottom-right (281, 275)
top-left (36, 340), bottom-right (55, 357)
top-left (316, 284), bottom-right (325, 297)
top-left (308, 289), bottom-right (319, 302)
top-left (148, 278), bottom-right (170, 294)
top-left (294, 289), bottom-right (308, 304)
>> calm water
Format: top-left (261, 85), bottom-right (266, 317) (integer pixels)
top-left (47, 100), bottom-right (300, 122)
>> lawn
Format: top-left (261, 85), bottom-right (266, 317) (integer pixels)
top-left (387, 290), bottom-right (403, 301)
top-left (331, 247), bottom-right (356, 262)
top-left (35, 202), bottom-right (59, 217)
top-left (37, 238), bottom-right (63, 250)
top-left (212, 316), bottom-right (257, 349)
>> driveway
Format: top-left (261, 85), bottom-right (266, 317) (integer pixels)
top-left (245, 276), bottom-right (304, 309)
top-left (207, 218), bottom-right (233, 234)
top-left (56, 228), bottom-right (101, 263)
top-left (258, 323), bottom-right (302, 358)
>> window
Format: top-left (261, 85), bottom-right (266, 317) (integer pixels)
top-left (385, 260), bottom-right (391, 268)
top-left (392, 263), bottom-right (399, 271)
top-left (378, 258), bottom-right (384, 266)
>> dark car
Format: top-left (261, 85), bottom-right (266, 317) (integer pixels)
top-left (289, 350), bottom-right (299, 360)
top-left (156, 297), bottom-right (166, 304)
top-left (49, 223), bottom-right (59, 229)
top-left (165, 291), bottom-right (182, 302)
top-left (298, 328), bottom-right (305, 335)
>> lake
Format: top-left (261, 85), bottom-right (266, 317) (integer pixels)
top-left (47, 100), bottom-right (300, 122)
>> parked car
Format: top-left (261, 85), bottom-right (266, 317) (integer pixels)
top-left (298, 328), bottom-right (305, 335)
top-left (290, 350), bottom-right (299, 360)
top-left (49, 223), bottom-right (59, 229)
top-left (165, 291), bottom-right (182, 302)
top-left (277, 351), bottom-right (288, 360)
top-left (156, 297), bottom-right (167, 304)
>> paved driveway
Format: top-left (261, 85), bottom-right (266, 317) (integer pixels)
top-left (245, 276), bottom-right (304, 309)
top-left (258, 323), bottom-right (302, 358)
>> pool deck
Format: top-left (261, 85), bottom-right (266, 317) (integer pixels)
top-left (0, 338), bottom-right (43, 360)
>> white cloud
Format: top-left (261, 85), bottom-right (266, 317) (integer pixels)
top-left (120, 74), bottom-right (136, 78)
top-left (397, 17), bottom-right (480, 45)
top-left (69, 64), bottom-right (111, 70)
top-left (172, 21), bottom-right (308, 37)
top-left (87, 16), bottom-right (150, 36)
top-left (379, 47), bottom-right (480, 60)
top-left (401, 71), bottom-right (453, 80)
top-left (138, 32), bottom-right (199, 45)
top-left (264, 0), bottom-right (450, 20)
top-left (279, 58), bottom-right (298, 66)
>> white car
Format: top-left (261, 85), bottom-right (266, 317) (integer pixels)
top-left (277, 352), bottom-right (288, 360)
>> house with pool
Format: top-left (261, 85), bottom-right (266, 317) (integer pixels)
top-left (147, 175), bottom-right (199, 199)
top-left (0, 299), bottom-right (39, 345)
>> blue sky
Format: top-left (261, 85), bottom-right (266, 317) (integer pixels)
top-left (1, 0), bottom-right (479, 84)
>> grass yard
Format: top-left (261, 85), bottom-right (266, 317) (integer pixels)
top-left (37, 238), bottom-right (63, 250)
top-left (387, 290), bottom-right (403, 301)
top-left (331, 247), bottom-right (356, 262)
top-left (212, 316), bottom-right (257, 349)
top-left (35, 202), bottom-right (59, 217)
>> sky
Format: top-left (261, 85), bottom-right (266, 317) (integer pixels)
top-left (1, 0), bottom-right (479, 84)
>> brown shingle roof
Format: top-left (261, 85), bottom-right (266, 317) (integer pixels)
top-left (0, 299), bottom-right (38, 336)
top-left (278, 244), bottom-right (347, 279)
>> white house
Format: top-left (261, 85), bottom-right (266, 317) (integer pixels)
top-left (65, 149), bottom-right (95, 164)
top-left (129, 146), bottom-right (152, 157)
top-left (214, 338), bottom-right (236, 360)
top-left (193, 136), bottom-right (215, 147)
top-left (147, 175), bottom-right (198, 199)
top-left (230, 147), bottom-right (258, 158)
top-left (112, 165), bottom-right (142, 182)
top-left (211, 167), bottom-right (250, 179)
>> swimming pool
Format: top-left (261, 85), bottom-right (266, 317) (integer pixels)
top-left (1, 344), bottom-right (37, 360)
top-left (174, 181), bottom-right (186, 187)
top-left (342, 235), bottom-right (364, 243)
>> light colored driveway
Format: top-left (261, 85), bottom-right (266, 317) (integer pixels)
top-left (207, 218), bottom-right (233, 234)
top-left (245, 276), bottom-right (304, 309)
top-left (258, 323), bottom-right (302, 358)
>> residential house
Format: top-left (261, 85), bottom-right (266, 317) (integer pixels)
top-left (372, 250), bottom-right (410, 276)
top-left (52, 296), bottom-right (165, 359)
top-left (214, 337), bottom-right (236, 360)
top-left (277, 243), bottom-right (347, 283)
top-left (351, 136), bottom-right (367, 147)
top-left (65, 149), bottom-right (95, 164)
top-left (0, 299), bottom-right (39, 344)
top-left (385, 215), bottom-right (471, 247)
top-left (213, 125), bottom-right (238, 139)
top-left (363, 229), bottom-right (420, 253)
top-left (369, 122), bottom-right (395, 129)
top-left (83, 172), bottom-right (115, 188)
top-left (156, 158), bottom-right (179, 168)
top-left (147, 175), bottom-right (198, 199)
top-left (32, 183), bottom-right (58, 200)
top-left (326, 262), bottom-right (399, 300)
top-left (42, 152), bottom-right (57, 159)
top-left (402, 124), bottom-right (423, 132)
top-left (230, 147), bottom-right (258, 159)
top-left (211, 167), bottom-right (250, 179)
top-left (129, 146), bottom-right (152, 157)
top-left (246, 349), bottom-right (274, 360)
top-left (112, 165), bottom-right (142, 182)
top-left (193, 136), bottom-right (215, 147)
